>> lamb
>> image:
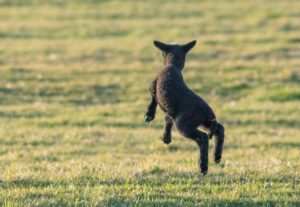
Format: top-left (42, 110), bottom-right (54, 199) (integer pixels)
top-left (144, 40), bottom-right (225, 175)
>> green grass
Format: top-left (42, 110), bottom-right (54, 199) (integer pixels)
top-left (0, 0), bottom-right (300, 206)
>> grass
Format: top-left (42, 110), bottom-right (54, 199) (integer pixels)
top-left (0, 0), bottom-right (299, 206)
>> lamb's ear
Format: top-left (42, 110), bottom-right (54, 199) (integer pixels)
top-left (182, 40), bottom-right (197, 53)
top-left (153, 40), bottom-right (170, 52)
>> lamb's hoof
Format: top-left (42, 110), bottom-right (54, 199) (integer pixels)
top-left (144, 114), bottom-right (154, 123)
top-left (162, 134), bottom-right (171, 144)
top-left (201, 169), bottom-right (208, 175)
top-left (200, 164), bottom-right (208, 175)
top-left (214, 158), bottom-right (221, 164)
top-left (162, 138), bottom-right (171, 145)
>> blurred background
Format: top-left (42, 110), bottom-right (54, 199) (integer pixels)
top-left (0, 0), bottom-right (299, 206)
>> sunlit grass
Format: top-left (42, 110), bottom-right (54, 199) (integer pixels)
top-left (0, 0), bottom-right (299, 206)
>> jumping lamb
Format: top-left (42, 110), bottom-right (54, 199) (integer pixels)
top-left (145, 40), bottom-right (225, 175)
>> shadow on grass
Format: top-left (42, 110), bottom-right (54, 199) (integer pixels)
top-left (102, 122), bottom-right (163, 129)
top-left (189, 49), bottom-right (228, 61)
top-left (0, 84), bottom-right (120, 106)
top-left (36, 119), bottom-right (163, 129)
top-left (267, 90), bottom-right (300, 102)
top-left (0, 139), bottom-right (56, 147)
top-left (218, 82), bottom-right (253, 100)
top-left (0, 66), bottom-right (121, 106)
top-left (224, 141), bottom-right (300, 152)
top-left (0, 111), bottom-right (55, 119)
top-left (0, 178), bottom-right (57, 189)
top-left (250, 141), bottom-right (300, 149)
top-left (225, 118), bottom-right (300, 128)
top-left (228, 108), bottom-right (273, 115)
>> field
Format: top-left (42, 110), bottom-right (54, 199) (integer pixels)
top-left (0, 0), bottom-right (300, 206)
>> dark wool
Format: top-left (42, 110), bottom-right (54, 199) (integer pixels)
top-left (145, 40), bottom-right (225, 174)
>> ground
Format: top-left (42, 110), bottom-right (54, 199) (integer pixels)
top-left (0, 0), bottom-right (299, 206)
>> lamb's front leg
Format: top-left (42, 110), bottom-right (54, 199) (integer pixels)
top-left (145, 96), bottom-right (157, 123)
top-left (162, 116), bottom-right (173, 144)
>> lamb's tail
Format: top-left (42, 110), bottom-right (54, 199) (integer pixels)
top-left (208, 119), bottom-right (218, 139)
top-left (211, 121), bottom-right (225, 163)
top-left (207, 119), bottom-right (225, 163)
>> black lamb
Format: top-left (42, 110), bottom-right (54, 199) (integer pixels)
top-left (145, 40), bottom-right (225, 175)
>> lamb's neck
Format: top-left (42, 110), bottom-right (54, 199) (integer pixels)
top-left (165, 55), bottom-right (184, 70)
top-left (164, 65), bottom-right (184, 80)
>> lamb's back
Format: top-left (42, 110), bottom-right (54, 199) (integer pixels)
top-left (156, 66), bottom-right (215, 120)
top-left (156, 68), bottom-right (183, 115)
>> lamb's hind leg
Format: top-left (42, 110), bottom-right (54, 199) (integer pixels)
top-left (213, 123), bottom-right (225, 163)
top-left (176, 121), bottom-right (209, 174)
top-left (162, 116), bottom-right (173, 144)
top-left (196, 132), bottom-right (209, 175)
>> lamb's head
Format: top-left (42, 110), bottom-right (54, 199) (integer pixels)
top-left (153, 40), bottom-right (196, 70)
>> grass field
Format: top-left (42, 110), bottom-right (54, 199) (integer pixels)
top-left (0, 0), bottom-right (300, 206)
